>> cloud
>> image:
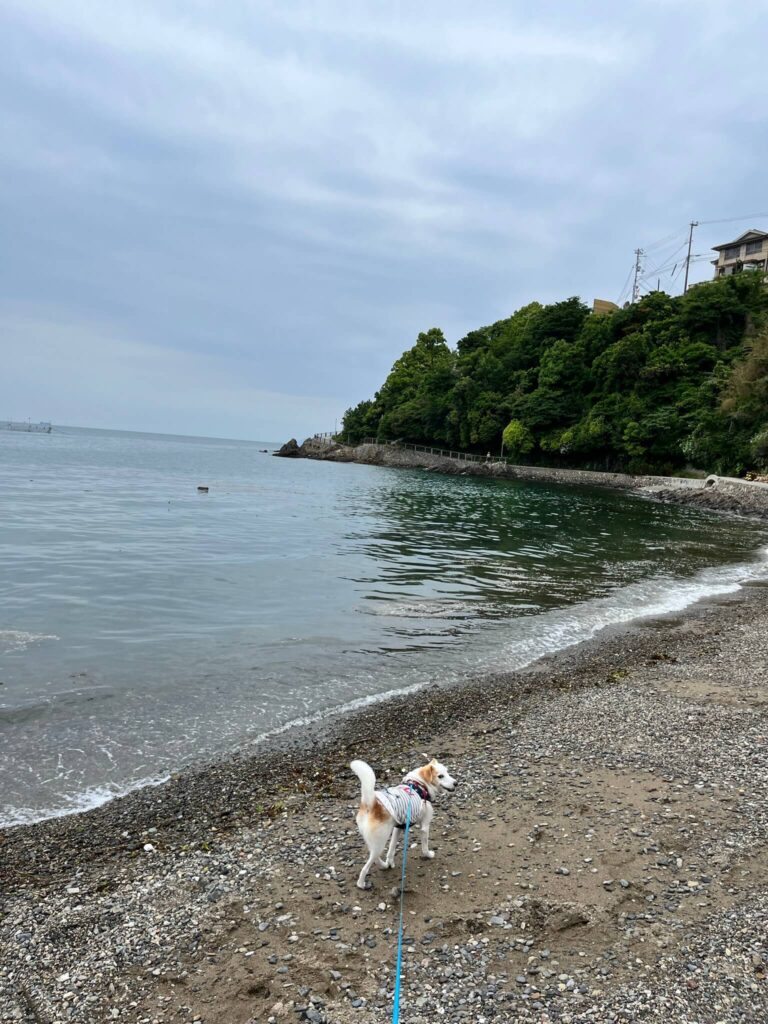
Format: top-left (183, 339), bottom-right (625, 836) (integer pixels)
top-left (1, 311), bottom-right (343, 439)
top-left (1, 1), bottom-right (768, 436)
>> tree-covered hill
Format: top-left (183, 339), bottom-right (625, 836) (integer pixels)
top-left (341, 274), bottom-right (768, 476)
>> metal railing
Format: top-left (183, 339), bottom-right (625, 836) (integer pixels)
top-left (308, 432), bottom-right (513, 464)
top-left (359, 438), bottom-right (513, 465)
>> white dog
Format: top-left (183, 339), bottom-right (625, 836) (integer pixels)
top-left (350, 756), bottom-right (456, 890)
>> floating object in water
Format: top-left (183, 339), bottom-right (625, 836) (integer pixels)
top-left (197, 485), bottom-right (209, 493)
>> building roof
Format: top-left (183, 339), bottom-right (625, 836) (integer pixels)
top-left (712, 229), bottom-right (768, 251)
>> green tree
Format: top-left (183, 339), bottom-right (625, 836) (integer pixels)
top-left (341, 275), bottom-right (768, 475)
top-left (502, 419), bottom-right (535, 458)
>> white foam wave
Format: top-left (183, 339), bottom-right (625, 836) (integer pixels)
top-left (365, 599), bottom-right (479, 619)
top-left (244, 545), bottom-right (768, 749)
top-left (492, 565), bottom-right (752, 676)
top-left (0, 774), bottom-right (169, 829)
top-left (0, 630), bottom-right (59, 654)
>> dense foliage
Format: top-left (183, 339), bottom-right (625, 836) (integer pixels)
top-left (341, 275), bottom-right (768, 475)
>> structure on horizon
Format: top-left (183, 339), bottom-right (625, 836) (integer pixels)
top-left (711, 229), bottom-right (768, 279)
top-left (592, 298), bottom-right (620, 315)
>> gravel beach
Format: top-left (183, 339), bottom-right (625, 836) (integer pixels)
top-left (2, 574), bottom-right (768, 1024)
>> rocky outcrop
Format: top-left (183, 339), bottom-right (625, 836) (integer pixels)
top-left (649, 476), bottom-right (768, 519)
top-left (273, 438), bottom-right (301, 457)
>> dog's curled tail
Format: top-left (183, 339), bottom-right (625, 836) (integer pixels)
top-left (350, 759), bottom-right (376, 809)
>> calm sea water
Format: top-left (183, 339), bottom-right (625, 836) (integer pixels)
top-left (2, 425), bottom-right (767, 826)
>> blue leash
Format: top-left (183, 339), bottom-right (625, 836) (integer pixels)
top-left (392, 799), bottom-right (412, 1024)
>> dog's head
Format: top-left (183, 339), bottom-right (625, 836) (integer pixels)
top-left (412, 756), bottom-right (456, 796)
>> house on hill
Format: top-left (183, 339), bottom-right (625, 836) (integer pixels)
top-left (712, 229), bottom-right (768, 279)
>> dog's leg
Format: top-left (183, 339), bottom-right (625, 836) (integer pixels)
top-left (383, 826), bottom-right (399, 868)
top-left (378, 824), bottom-right (395, 868)
top-left (357, 823), bottom-right (391, 890)
top-left (420, 802), bottom-right (435, 859)
top-left (357, 847), bottom-right (378, 890)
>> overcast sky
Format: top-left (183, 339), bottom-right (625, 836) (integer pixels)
top-left (3, 1), bottom-right (768, 440)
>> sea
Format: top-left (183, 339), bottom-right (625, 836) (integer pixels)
top-left (2, 425), bottom-right (767, 827)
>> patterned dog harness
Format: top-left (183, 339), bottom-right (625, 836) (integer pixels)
top-left (374, 779), bottom-right (431, 829)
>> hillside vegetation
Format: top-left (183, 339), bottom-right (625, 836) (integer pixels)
top-left (342, 274), bottom-right (768, 476)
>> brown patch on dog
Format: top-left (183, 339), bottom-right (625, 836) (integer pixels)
top-left (417, 762), bottom-right (438, 786)
top-left (364, 799), bottom-right (392, 825)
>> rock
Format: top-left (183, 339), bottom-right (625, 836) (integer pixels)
top-left (548, 908), bottom-right (589, 932)
top-left (274, 439), bottom-right (300, 458)
top-left (303, 1009), bottom-right (325, 1024)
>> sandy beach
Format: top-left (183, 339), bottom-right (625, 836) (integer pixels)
top-left (2, 560), bottom-right (768, 1023)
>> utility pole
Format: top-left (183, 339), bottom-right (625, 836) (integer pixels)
top-left (683, 221), bottom-right (699, 294)
top-left (631, 248), bottom-right (644, 303)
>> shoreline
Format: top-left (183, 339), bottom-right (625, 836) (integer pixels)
top-left (277, 437), bottom-right (768, 519)
top-left (6, 439), bottom-right (766, 836)
top-left (2, 584), bottom-right (768, 1022)
top-left (5, 528), bottom-right (768, 836)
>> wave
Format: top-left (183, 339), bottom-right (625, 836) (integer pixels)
top-left (0, 684), bottom-right (115, 724)
top-left (489, 550), bottom-right (768, 675)
top-left (0, 630), bottom-right (58, 655)
top-left (1, 774), bottom-right (170, 829)
top-left (243, 546), bottom-right (768, 746)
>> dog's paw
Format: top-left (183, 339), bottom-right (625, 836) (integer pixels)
top-left (356, 880), bottom-right (372, 891)
top-left (421, 850), bottom-right (435, 860)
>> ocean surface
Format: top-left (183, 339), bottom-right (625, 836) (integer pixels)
top-left (2, 425), bottom-right (767, 827)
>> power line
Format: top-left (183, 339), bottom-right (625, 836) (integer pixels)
top-left (698, 211), bottom-right (768, 226)
top-left (642, 228), bottom-right (688, 253)
top-left (632, 214), bottom-right (768, 298)
top-left (616, 262), bottom-right (635, 305)
top-left (641, 239), bottom-right (690, 281)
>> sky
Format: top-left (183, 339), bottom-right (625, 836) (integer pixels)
top-left (3, 1), bottom-right (768, 441)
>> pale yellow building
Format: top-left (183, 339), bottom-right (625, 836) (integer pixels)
top-left (592, 298), bottom-right (620, 315)
top-left (712, 229), bottom-right (768, 279)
